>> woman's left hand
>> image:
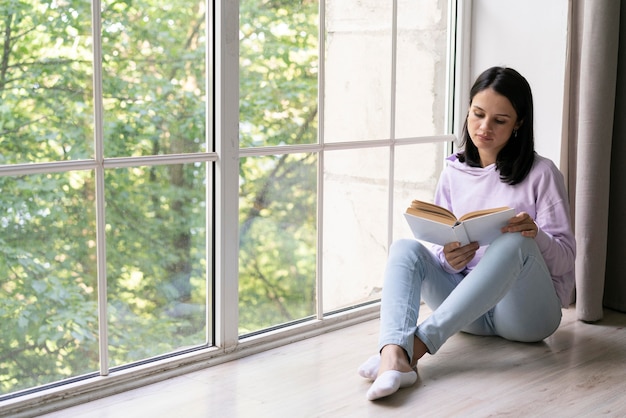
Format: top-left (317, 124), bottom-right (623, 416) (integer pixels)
top-left (502, 212), bottom-right (538, 238)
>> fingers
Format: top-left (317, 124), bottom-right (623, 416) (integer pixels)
top-left (502, 212), bottom-right (538, 238)
top-left (444, 242), bottom-right (479, 270)
top-left (520, 227), bottom-right (538, 238)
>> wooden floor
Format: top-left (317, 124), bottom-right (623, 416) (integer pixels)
top-left (41, 305), bottom-right (626, 418)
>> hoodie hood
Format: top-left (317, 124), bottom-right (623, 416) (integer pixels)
top-left (445, 153), bottom-right (497, 177)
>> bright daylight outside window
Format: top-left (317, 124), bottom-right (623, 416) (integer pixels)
top-left (239, 0), bottom-right (451, 335)
top-left (0, 0), bottom-right (453, 405)
top-left (0, 0), bottom-right (209, 399)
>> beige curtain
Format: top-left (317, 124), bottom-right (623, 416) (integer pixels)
top-left (564, 0), bottom-right (621, 322)
top-left (604, 3), bottom-right (626, 314)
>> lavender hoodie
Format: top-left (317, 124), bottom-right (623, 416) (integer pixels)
top-left (432, 153), bottom-right (576, 307)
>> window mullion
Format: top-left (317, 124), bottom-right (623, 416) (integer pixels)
top-left (91, 0), bottom-right (109, 377)
top-left (316, 0), bottom-right (326, 320)
top-left (451, 0), bottom-right (472, 139)
top-left (215, 0), bottom-right (241, 349)
top-left (207, 0), bottom-right (215, 347)
top-left (388, 0), bottom-right (399, 250)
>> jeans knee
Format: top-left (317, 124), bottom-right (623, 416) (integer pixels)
top-left (389, 239), bottom-right (431, 264)
top-left (492, 232), bottom-right (527, 247)
top-left (508, 319), bottom-right (561, 343)
top-left (496, 307), bottom-right (562, 343)
top-left (489, 232), bottom-right (539, 259)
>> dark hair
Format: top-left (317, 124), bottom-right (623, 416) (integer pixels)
top-left (457, 66), bottom-right (535, 185)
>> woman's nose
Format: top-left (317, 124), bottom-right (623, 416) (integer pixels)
top-left (480, 118), bottom-right (493, 132)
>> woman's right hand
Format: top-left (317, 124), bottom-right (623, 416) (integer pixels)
top-left (443, 241), bottom-right (480, 270)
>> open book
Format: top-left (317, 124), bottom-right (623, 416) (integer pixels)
top-left (403, 200), bottom-right (515, 246)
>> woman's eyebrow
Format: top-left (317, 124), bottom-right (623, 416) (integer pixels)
top-left (471, 105), bottom-right (512, 118)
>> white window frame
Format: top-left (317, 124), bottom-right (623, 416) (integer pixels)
top-left (0, 0), bottom-right (471, 415)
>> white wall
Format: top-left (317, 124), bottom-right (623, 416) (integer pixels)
top-left (469, 0), bottom-right (569, 167)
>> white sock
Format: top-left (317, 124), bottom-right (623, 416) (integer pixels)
top-left (357, 354), bottom-right (380, 380)
top-left (366, 370), bottom-right (417, 401)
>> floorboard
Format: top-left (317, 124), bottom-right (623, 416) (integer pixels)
top-left (39, 305), bottom-right (626, 417)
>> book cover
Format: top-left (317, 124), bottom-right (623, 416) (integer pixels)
top-left (404, 203), bottom-right (515, 246)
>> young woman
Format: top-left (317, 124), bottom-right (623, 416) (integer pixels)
top-left (359, 66), bottom-right (576, 401)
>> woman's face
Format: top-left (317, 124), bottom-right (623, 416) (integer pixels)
top-left (467, 87), bottom-right (521, 166)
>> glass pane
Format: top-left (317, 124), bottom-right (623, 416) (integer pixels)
top-left (324, 1), bottom-right (393, 142)
top-left (239, 0), bottom-right (319, 148)
top-left (105, 164), bottom-right (208, 367)
top-left (239, 153), bottom-right (317, 335)
top-left (395, 0), bottom-right (450, 138)
top-left (0, 0), bottom-right (94, 163)
top-left (322, 148), bottom-right (390, 312)
top-left (101, 1), bottom-right (207, 157)
top-left (0, 171), bottom-right (98, 394)
top-left (393, 142), bottom-right (447, 240)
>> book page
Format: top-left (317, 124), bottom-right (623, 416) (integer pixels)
top-left (407, 200), bottom-right (457, 226)
top-left (403, 213), bottom-right (459, 246)
top-left (406, 206), bottom-right (457, 226)
top-left (458, 206), bottom-right (512, 222)
top-left (404, 207), bottom-right (516, 247)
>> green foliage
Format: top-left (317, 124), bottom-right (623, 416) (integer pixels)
top-left (0, 0), bottom-right (94, 163)
top-left (238, 0), bottom-right (319, 333)
top-left (100, 0), bottom-right (206, 157)
top-left (239, 0), bottom-right (318, 148)
top-left (238, 153), bottom-right (317, 334)
top-left (0, 171), bottom-right (99, 393)
top-left (104, 164), bottom-right (207, 366)
top-left (0, 0), bottom-right (208, 394)
top-left (0, 0), bottom-right (319, 395)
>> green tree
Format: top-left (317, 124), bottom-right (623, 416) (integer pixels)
top-left (98, 0), bottom-right (208, 366)
top-left (1, 0), bottom-right (100, 393)
top-left (0, 0), bottom-right (208, 392)
top-left (0, 0), bottom-right (319, 395)
top-left (238, 0), bottom-right (319, 333)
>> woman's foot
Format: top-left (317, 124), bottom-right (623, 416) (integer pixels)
top-left (366, 369), bottom-right (417, 401)
top-left (366, 345), bottom-right (417, 401)
top-left (357, 354), bottom-right (380, 381)
top-left (358, 352), bottom-right (420, 381)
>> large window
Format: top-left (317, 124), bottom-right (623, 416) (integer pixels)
top-left (0, 0), bottom-right (457, 411)
top-left (238, 0), bottom-right (453, 334)
top-left (1, 0), bottom-right (210, 398)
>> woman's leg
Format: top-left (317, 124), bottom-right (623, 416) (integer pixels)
top-left (377, 239), bottom-right (463, 363)
top-left (365, 239), bottom-right (462, 400)
top-left (490, 244), bottom-right (562, 342)
top-left (417, 233), bottom-right (561, 354)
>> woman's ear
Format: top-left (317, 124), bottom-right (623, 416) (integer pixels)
top-left (515, 119), bottom-right (524, 130)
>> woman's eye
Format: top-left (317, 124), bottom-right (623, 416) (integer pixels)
top-left (495, 120), bottom-right (506, 125)
top-left (473, 112), bottom-right (484, 118)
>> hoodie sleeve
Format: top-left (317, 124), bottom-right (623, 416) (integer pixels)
top-left (532, 162), bottom-right (576, 278)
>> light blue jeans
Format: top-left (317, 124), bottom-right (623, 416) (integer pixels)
top-left (378, 233), bottom-right (562, 362)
